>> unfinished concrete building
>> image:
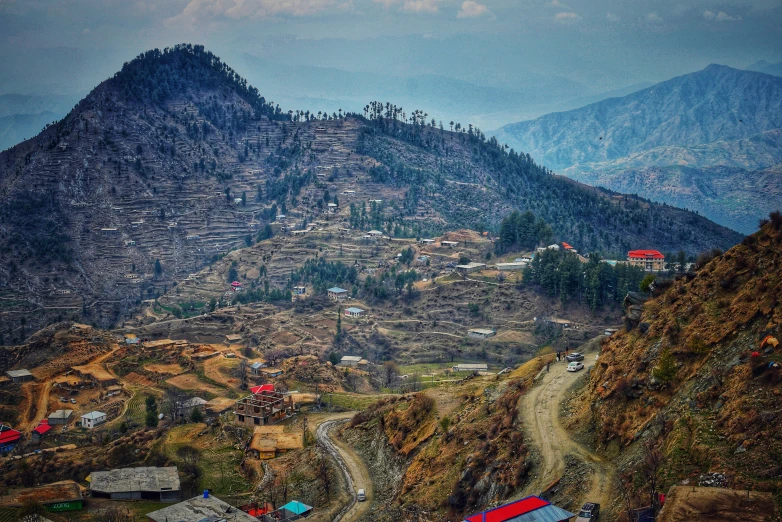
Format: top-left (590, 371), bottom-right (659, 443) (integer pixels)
top-left (234, 384), bottom-right (295, 427)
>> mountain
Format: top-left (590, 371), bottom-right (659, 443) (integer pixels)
top-left (493, 65), bottom-right (782, 234)
top-left (0, 44), bottom-right (741, 341)
top-left (587, 215), bottom-right (782, 504)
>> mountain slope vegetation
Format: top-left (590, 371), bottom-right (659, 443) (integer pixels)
top-left (587, 214), bottom-right (782, 510)
top-left (495, 65), bottom-right (782, 233)
top-left (0, 44), bottom-right (740, 340)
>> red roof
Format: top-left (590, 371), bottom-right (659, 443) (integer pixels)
top-left (628, 249), bottom-right (664, 259)
top-left (231, 281), bottom-right (242, 287)
top-left (33, 423), bottom-right (53, 436)
top-left (465, 496), bottom-right (550, 522)
top-left (250, 384), bottom-right (275, 394)
top-left (562, 242), bottom-right (573, 250)
top-left (0, 426), bottom-right (21, 445)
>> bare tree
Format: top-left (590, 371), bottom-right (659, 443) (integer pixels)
top-left (382, 361), bottom-right (399, 388)
top-left (639, 440), bottom-right (664, 515)
top-left (315, 450), bottom-right (333, 500)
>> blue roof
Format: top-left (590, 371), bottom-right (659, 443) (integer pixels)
top-left (345, 307), bottom-right (364, 313)
top-left (504, 504), bottom-right (574, 522)
top-left (328, 287), bottom-right (347, 293)
top-left (280, 501), bottom-right (312, 515)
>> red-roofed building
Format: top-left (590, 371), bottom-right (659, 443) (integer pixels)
top-left (628, 250), bottom-right (665, 272)
top-left (32, 420), bottom-right (53, 442)
top-left (0, 425), bottom-right (21, 453)
top-left (562, 242), bottom-right (574, 251)
top-left (464, 496), bottom-right (574, 522)
top-left (250, 384), bottom-right (276, 395)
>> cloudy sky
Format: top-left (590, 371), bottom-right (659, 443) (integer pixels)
top-left (1, 0), bottom-right (781, 128)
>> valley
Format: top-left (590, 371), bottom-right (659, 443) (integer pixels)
top-left (0, 43), bottom-right (778, 522)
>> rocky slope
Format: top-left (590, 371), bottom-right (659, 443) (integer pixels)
top-left (587, 214), bottom-right (782, 509)
top-left (0, 45), bottom-right (741, 341)
top-left (494, 65), bottom-right (782, 233)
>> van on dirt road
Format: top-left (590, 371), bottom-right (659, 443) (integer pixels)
top-left (357, 489), bottom-right (366, 502)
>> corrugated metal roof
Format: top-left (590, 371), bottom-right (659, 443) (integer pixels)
top-left (464, 496), bottom-right (574, 522)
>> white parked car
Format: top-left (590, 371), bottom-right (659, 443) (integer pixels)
top-left (357, 489), bottom-right (366, 502)
top-left (567, 361), bottom-right (584, 372)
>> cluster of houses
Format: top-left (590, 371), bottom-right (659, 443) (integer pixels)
top-left (0, 463), bottom-right (315, 520)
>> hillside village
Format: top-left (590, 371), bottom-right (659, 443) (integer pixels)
top-left (0, 207), bottom-right (728, 521)
top-left (0, 45), bottom-right (776, 522)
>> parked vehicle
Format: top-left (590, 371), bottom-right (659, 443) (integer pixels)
top-left (566, 352), bottom-right (584, 362)
top-left (567, 361), bottom-right (584, 372)
top-left (60, 397), bottom-right (67, 402)
top-left (357, 489), bottom-right (366, 502)
top-left (70, 398), bottom-right (77, 404)
top-left (575, 502), bottom-right (600, 522)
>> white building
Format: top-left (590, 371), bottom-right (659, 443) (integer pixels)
top-left (340, 356), bottom-right (363, 367)
top-left (467, 328), bottom-right (496, 340)
top-left (81, 411), bottom-right (107, 429)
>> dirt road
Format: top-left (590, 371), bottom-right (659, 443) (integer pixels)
top-left (314, 415), bottom-right (372, 522)
top-left (520, 353), bottom-right (615, 510)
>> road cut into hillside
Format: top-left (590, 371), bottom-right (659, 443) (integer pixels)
top-left (520, 347), bottom-right (615, 512)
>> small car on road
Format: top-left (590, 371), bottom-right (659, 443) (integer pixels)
top-left (575, 502), bottom-right (600, 521)
top-left (566, 352), bottom-right (584, 362)
top-left (567, 361), bottom-right (584, 372)
top-left (357, 489), bottom-right (366, 502)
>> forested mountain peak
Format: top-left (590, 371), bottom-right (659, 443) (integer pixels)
top-left (109, 44), bottom-right (286, 120)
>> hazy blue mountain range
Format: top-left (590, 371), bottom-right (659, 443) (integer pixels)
top-left (494, 65), bottom-right (782, 233)
top-left (0, 93), bottom-right (82, 151)
top-left (746, 60), bottom-right (782, 77)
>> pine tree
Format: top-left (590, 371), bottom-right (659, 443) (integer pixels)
top-left (652, 348), bottom-right (678, 384)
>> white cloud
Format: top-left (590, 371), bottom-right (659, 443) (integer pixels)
top-left (646, 12), bottom-right (663, 23)
top-left (402, 0), bottom-right (440, 13)
top-left (704, 10), bottom-right (741, 22)
top-left (555, 11), bottom-right (580, 22)
top-left (606, 12), bottom-right (619, 22)
top-left (547, 0), bottom-right (569, 7)
top-left (168, 0), bottom-right (337, 26)
top-left (457, 0), bottom-right (490, 18)
top-left (374, 0), bottom-right (441, 14)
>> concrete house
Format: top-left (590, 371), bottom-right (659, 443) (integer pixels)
top-left (6, 369), bottom-right (33, 383)
top-left (453, 363), bottom-right (489, 372)
top-left (90, 467), bottom-right (181, 502)
top-left (48, 410), bottom-right (74, 425)
top-left (468, 328), bottom-right (497, 340)
top-left (328, 287), bottom-right (348, 301)
top-left (81, 411), bottom-right (107, 429)
top-left (344, 307), bottom-right (365, 318)
top-left (340, 355), bottom-right (362, 367)
top-left (456, 263), bottom-right (486, 274)
top-left (441, 240), bottom-right (459, 248)
top-left (146, 493), bottom-right (258, 522)
top-left (293, 286), bottom-right (306, 295)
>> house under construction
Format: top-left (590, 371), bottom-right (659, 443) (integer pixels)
top-left (234, 384), bottom-right (295, 427)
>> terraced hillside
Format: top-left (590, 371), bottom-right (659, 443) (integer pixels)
top-left (0, 44), bottom-right (742, 341)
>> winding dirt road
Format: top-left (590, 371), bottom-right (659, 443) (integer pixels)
top-left (520, 353), bottom-right (615, 510)
top-left (313, 414), bottom-right (373, 522)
